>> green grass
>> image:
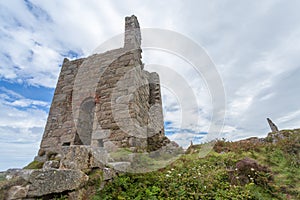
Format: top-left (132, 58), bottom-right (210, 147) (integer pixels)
top-left (109, 148), bottom-right (182, 173)
top-left (92, 129), bottom-right (300, 200)
top-left (23, 160), bottom-right (44, 169)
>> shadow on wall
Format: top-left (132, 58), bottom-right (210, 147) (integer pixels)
top-left (74, 97), bottom-right (96, 145)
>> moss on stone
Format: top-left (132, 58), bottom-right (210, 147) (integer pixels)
top-left (23, 160), bottom-right (44, 169)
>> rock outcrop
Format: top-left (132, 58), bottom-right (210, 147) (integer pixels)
top-left (1, 169), bottom-right (88, 199)
top-left (27, 169), bottom-right (88, 197)
top-left (267, 118), bottom-right (279, 132)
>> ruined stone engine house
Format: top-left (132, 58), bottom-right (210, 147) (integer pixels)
top-left (37, 15), bottom-right (170, 160)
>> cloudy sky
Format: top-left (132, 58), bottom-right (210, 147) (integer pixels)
top-left (1, 0), bottom-right (300, 171)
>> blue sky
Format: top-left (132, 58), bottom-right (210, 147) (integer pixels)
top-left (1, 0), bottom-right (300, 171)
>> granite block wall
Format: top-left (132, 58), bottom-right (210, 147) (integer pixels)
top-left (37, 15), bottom-right (168, 159)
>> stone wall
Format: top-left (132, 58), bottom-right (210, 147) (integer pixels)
top-left (124, 15), bottom-right (141, 50)
top-left (39, 58), bottom-right (85, 155)
top-left (37, 15), bottom-right (168, 161)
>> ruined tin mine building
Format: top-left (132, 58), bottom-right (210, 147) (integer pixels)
top-left (37, 15), bottom-right (170, 160)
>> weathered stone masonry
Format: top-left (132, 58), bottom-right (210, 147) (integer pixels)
top-left (37, 15), bottom-right (169, 159)
top-left (0, 15), bottom-right (183, 200)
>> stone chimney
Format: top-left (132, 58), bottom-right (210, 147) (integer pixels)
top-left (267, 118), bottom-right (279, 132)
top-left (124, 15), bottom-right (141, 50)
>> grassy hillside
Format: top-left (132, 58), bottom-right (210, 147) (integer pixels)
top-left (93, 129), bottom-right (300, 200)
top-left (1, 129), bottom-right (298, 199)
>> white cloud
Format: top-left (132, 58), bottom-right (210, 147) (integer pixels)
top-left (0, 88), bottom-right (48, 170)
top-left (1, 0), bottom-right (300, 170)
top-left (277, 110), bottom-right (300, 127)
top-left (0, 141), bottom-right (41, 170)
top-left (0, 87), bottom-right (50, 109)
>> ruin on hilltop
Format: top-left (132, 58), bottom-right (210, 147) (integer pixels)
top-left (35, 15), bottom-right (179, 170)
top-left (0, 16), bottom-right (184, 199)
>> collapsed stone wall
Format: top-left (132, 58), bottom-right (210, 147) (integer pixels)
top-left (37, 15), bottom-right (169, 160)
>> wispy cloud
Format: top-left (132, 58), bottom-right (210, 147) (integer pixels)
top-left (0, 0), bottom-right (300, 170)
top-left (0, 87), bottom-right (49, 108)
top-left (0, 87), bottom-right (48, 170)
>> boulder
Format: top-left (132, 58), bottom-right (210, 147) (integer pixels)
top-left (27, 169), bottom-right (88, 197)
top-left (60, 146), bottom-right (107, 170)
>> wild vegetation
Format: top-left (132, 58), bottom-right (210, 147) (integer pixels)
top-left (93, 129), bottom-right (300, 199)
top-left (1, 129), bottom-right (298, 199)
top-left (23, 160), bottom-right (44, 169)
